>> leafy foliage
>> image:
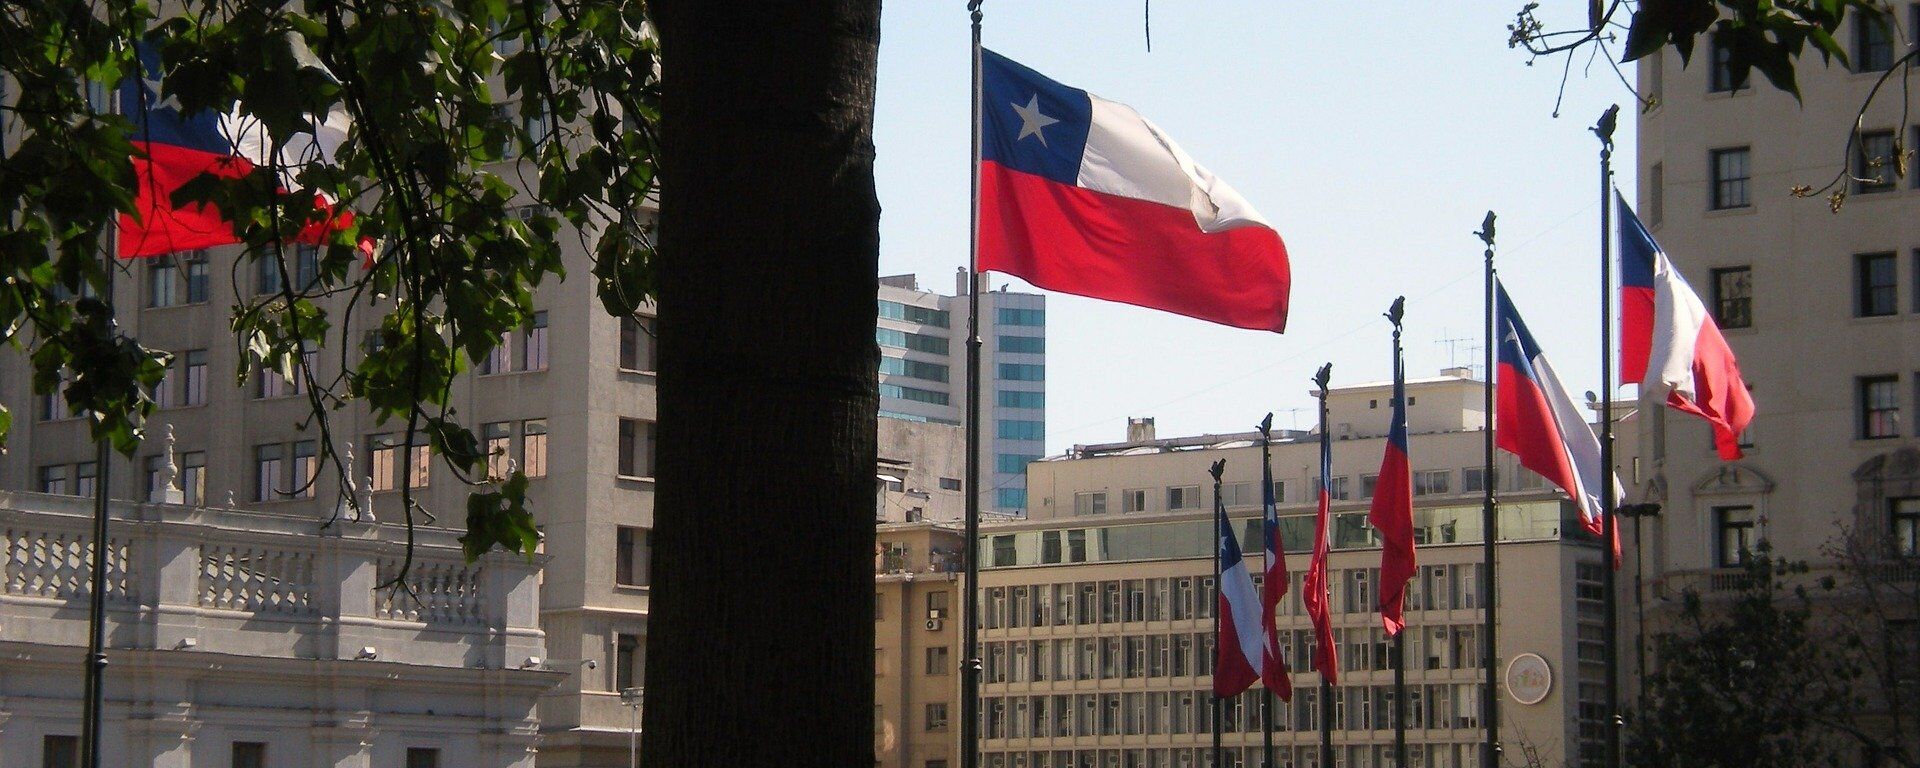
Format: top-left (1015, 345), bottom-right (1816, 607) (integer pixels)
top-left (1621, 0), bottom-right (1885, 99)
top-left (0, 0), bottom-right (659, 565)
top-left (1627, 546), bottom-right (1858, 767)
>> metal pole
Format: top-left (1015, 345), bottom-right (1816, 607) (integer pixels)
top-left (1477, 211), bottom-right (1500, 768)
top-left (960, 7), bottom-right (985, 768)
top-left (79, 209), bottom-right (119, 768)
top-left (1259, 420), bottom-right (1275, 768)
top-left (629, 695), bottom-right (639, 768)
top-left (1315, 374), bottom-right (1333, 768)
top-left (1594, 103), bottom-right (1623, 768)
top-left (1211, 462), bottom-right (1225, 768)
top-left (1390, 311), bottom-right (1408, 768)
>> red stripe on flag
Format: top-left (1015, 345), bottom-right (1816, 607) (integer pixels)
top-left (120, 142), bottom-right (253, 258)
top-left (1497, 361), bottom-right (1598, 537)
top-left (1368, 443), bottom-right (1415, 635)
top-left (979, 163), bottom-right (1290, 332)
top-left (1621, 285), bottom-right (1655, 384)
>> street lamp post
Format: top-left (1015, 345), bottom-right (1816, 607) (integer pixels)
top-left (620, 686), bottom-right (643, 768)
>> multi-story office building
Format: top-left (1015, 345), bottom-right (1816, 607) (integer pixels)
top-left (1633, 8), bottom-right (1920, 760)
top-left (876, 522), bottom-right (968, 768)
top-left (878, 273), bottom-right (1047, 517)
top-left (905, 370), bottom-right (1636, 768)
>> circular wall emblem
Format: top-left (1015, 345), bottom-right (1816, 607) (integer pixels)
top-left (1505, 652), bottom-right (1553, 705)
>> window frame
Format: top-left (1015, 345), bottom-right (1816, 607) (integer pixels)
top-left (1713, 505), bottom-right (1756, 568)
top-left (1709, 266), bottom-right (1753, 328)
top-left (1854, 129), bottom-right (1899, 194)
top-left (1708, 31), bottom-right (1750, 93)
top-left (1857, 252), bottom-right (1899, 317)
top-left (1859, 373), bottom-right (1901, 439)
top-left (1709, 147), bottom-right (1752, 210)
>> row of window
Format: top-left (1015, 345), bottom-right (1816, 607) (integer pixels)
top-left (883, 383), bottom-right (951, 406)
top-left (1701, 131), bottom-right (1920, 216)
top-left (978, 566), bottom-right (1487, 631)
top-left (1000, 390), bottom-right (1045, 409)
top-left (880, 299), bottom-right (952, 328)
top-left (37, 735), bottom-right (442, 768)
top-left (1001, 419), bottom-right (1045, 441)
top-left (1068, 470), bottom-right (1517, 517)
top-left (977, 742), bottom-right (1486, 768)
top-left (972, 622), bottom-right (1483, 687)
top-left (881, 356), bottom-right (951, 383)
top-left (978, 683), bottom-right (1483, 743)
top-left (1695, 8), bottom-right (1910, 97)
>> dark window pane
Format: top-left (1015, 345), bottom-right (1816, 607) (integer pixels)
top-left (1712, 266), bottom-right (1753, 328)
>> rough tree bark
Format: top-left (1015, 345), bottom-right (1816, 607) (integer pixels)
top-left (644, 1), bottom-right (883, 765)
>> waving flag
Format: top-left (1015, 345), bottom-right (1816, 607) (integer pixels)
top-left (1213, 462), bottom-right (1266, 698)
top-left (119, 44), bottom-right (360, 259)
top-left (1368, 338), bottom-right (1415, 636)
top-left (1495, 283), bottom-right (1621, 552)
top-left (977, 50), bottom-right (1291, 332)
top-left (1257, 419), bottom-right (1293, 700)
top-left (1618, 194), bottom-right (1755, 460)
top-left (1303, 410), bottom-right (1338, 685)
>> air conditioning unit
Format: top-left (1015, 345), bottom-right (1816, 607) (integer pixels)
top-left (925, 618), bottom-right (944, 632)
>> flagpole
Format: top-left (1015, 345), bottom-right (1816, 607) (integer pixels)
top-left (1257, 415), bottom-right (1275, 768)
top-left (1476, 211), bottom-right (1500, 768)
top-left (1209, 460), bottom-right (1226, 768)
top-left (1593, 104), bottom-right (1623, 768)
top-left (1313, 366), bottom-right (1333, 768)
top-left (79, 231), bottom-right (116, 768)
top-left (960, 5), bottom-right (985, 768)
top-left (1387, 304), bottom-right (1408, 768)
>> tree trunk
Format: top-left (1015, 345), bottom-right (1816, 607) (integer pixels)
top-left (645, 2), bottom-right (882, 766)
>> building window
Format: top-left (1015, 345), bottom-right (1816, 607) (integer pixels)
top-left (1361, 474), bottom-right (1379, 499)
top-left (1648, 162), bottom-right (1664, 226)
top-left (406, 435), bottom-right (431, 488)
top-left (148, 258), bottom-right (180, 307)
top-left (1328, 476), bottom-right (1351, 501)
top-left (1856, 8), bottom-right (1895, 72)
top-left (1166, 485), bottom-right (1199, 510)
top-left (1710, 147), bottom-right (1751, 210)
top-left (618, 418), bottom-right (656, 478)
top-left (998, 419), bottom-right (1044, 441)
top-left (998, 307), bottom-right (1045, 326)
top-left (294, 245), bottom-right (319, 290)
top-left (405, 748), bottom-right (440, 768)
top-left (1858, 252), bottom-right (1898, 317)
top-left (1074, 492), bottom-right (1108, 516)
top-left (75, 462), bottom-right (97, 498)
top-left (996, 453), bottom-right (1040, 474)
top-left (181, 451), bottom-right (205, 505)
top-left (619, 314), bottom-right (658, 372)
top-left (483, 421), bottom-right (512, 479)
top-left (366, 434), bottom-right (397, 491)
top-left (926, 645), bottom-right (951, 674)
top-left (38, 380), bottom-right (69, 421)
top-left (42, 735), bottom-right (79, 768)
top-left (254, 444), bottom-right (285, 501)
top-left (939, 477), bottom-right (962, 491)
top-left (615, 632), bottom-right (644, 692)
top-left (481, 329), bottom-right (512, 375)
top-left (1861, 375), bottom-right (1901, 438)
top-left (1891, 498), bottom-right (1920, 556)
top-left (998, 363), bottom-right (1045, 382)
top-left (1709, 31), bottom-right (1749, 92)
top-left (231, 741), bottom-right (266, 768)
top-left (616, 526), bottom-right (649, 586)
top-left (880, 383), bottom-right (950, 406)
top-left (1855, 130), bottom-right (1898, 193)
top-left (145, 454), bottom-right (167, 502)
top-left (1714, 506), bottom-right (1756, 567)
top-left (181, 349), bottom-right (208, 406)
top-left (1414, 469), bottom-right (1451, 496)
top-left (996, 488), bottom-right (1027, 509)
top-left (523, 311), bottom-right (549, 371)
top-left (998, 334), bottom-right (1045, 353)
top-left (184, 250), bottom-right (209, 303)
top-left (292, 440), bottom-right (317, 498)
top-left (926, 702), bottom-right (950, 732)
top-left (879, 299), bottom-right (952, 327)
top-left (37, 465), bottom-right (69, 495)
top-left (1711, 267), bottom-right (1753, 328)
top-left (997, 389), bottom-right (1045, 409)
top-left (256, 252), bottom-right (281, 295)
top-left (880, 356), bottom-right (951, 383)
top-left (1462, 467), bottom-right (1487, 494)
top-left (522, 418), bottom-right (548, 478)
top-left (1119, 488), bottom-right (1148, 513)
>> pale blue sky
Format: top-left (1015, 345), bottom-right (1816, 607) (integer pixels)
top-left (873, 2), bottom-right (1640, 454)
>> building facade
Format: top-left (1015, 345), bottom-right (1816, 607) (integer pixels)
top-left (877, 273), bottom-right (1047, 517)
top-left (882, 371), bottom-right (1634, 768)
top-left (1633, 9), bottom-right (1920, 762)
top-left (0, 488), bottom-right (556, 768)
top-left (876, 522), bottom-right (968, 768)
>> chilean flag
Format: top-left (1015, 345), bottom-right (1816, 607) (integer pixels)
top-left (1258, 422), bottom-right (1293, 700)
top-left (1496, 283), bottom-right (1621, 550)
top-left (119, 44), bottom-right (359, 259)
top-left (1213, 464), bottom-right (1265, 698)
top-left (1302, 418), bottom-right (1338, 685)
top-left (1618, 194), bottom-right (1755, 460)
top-left (978, 50), bottom-right (1291, 332)
top-left (1368, 347), bottom-right (1415, 636)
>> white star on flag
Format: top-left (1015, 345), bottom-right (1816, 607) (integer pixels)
top-left (1010, 94), bottom-right (1059, 147)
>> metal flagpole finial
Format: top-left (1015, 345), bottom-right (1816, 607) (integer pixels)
top-left (968, 0), bottom-right (982, 25)
top-left (1385, 296), bottom-right (1405, 329)
top-left (1313, 363), bottom-right (1332, 394)
top-left (1257, 412), bottom-right (1273, 439)
top-left (1208, 458), bottom-right (1226, 482)
top-left (1593, 104), bottom-right (1620, 148)
top-left (1475, 211), bottom-right (1497, 249)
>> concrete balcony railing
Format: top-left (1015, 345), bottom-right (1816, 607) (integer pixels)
top-left (1652, 559), bottom-right (1920, 603)
top-left (0, 490), bottom-right (546, 670)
